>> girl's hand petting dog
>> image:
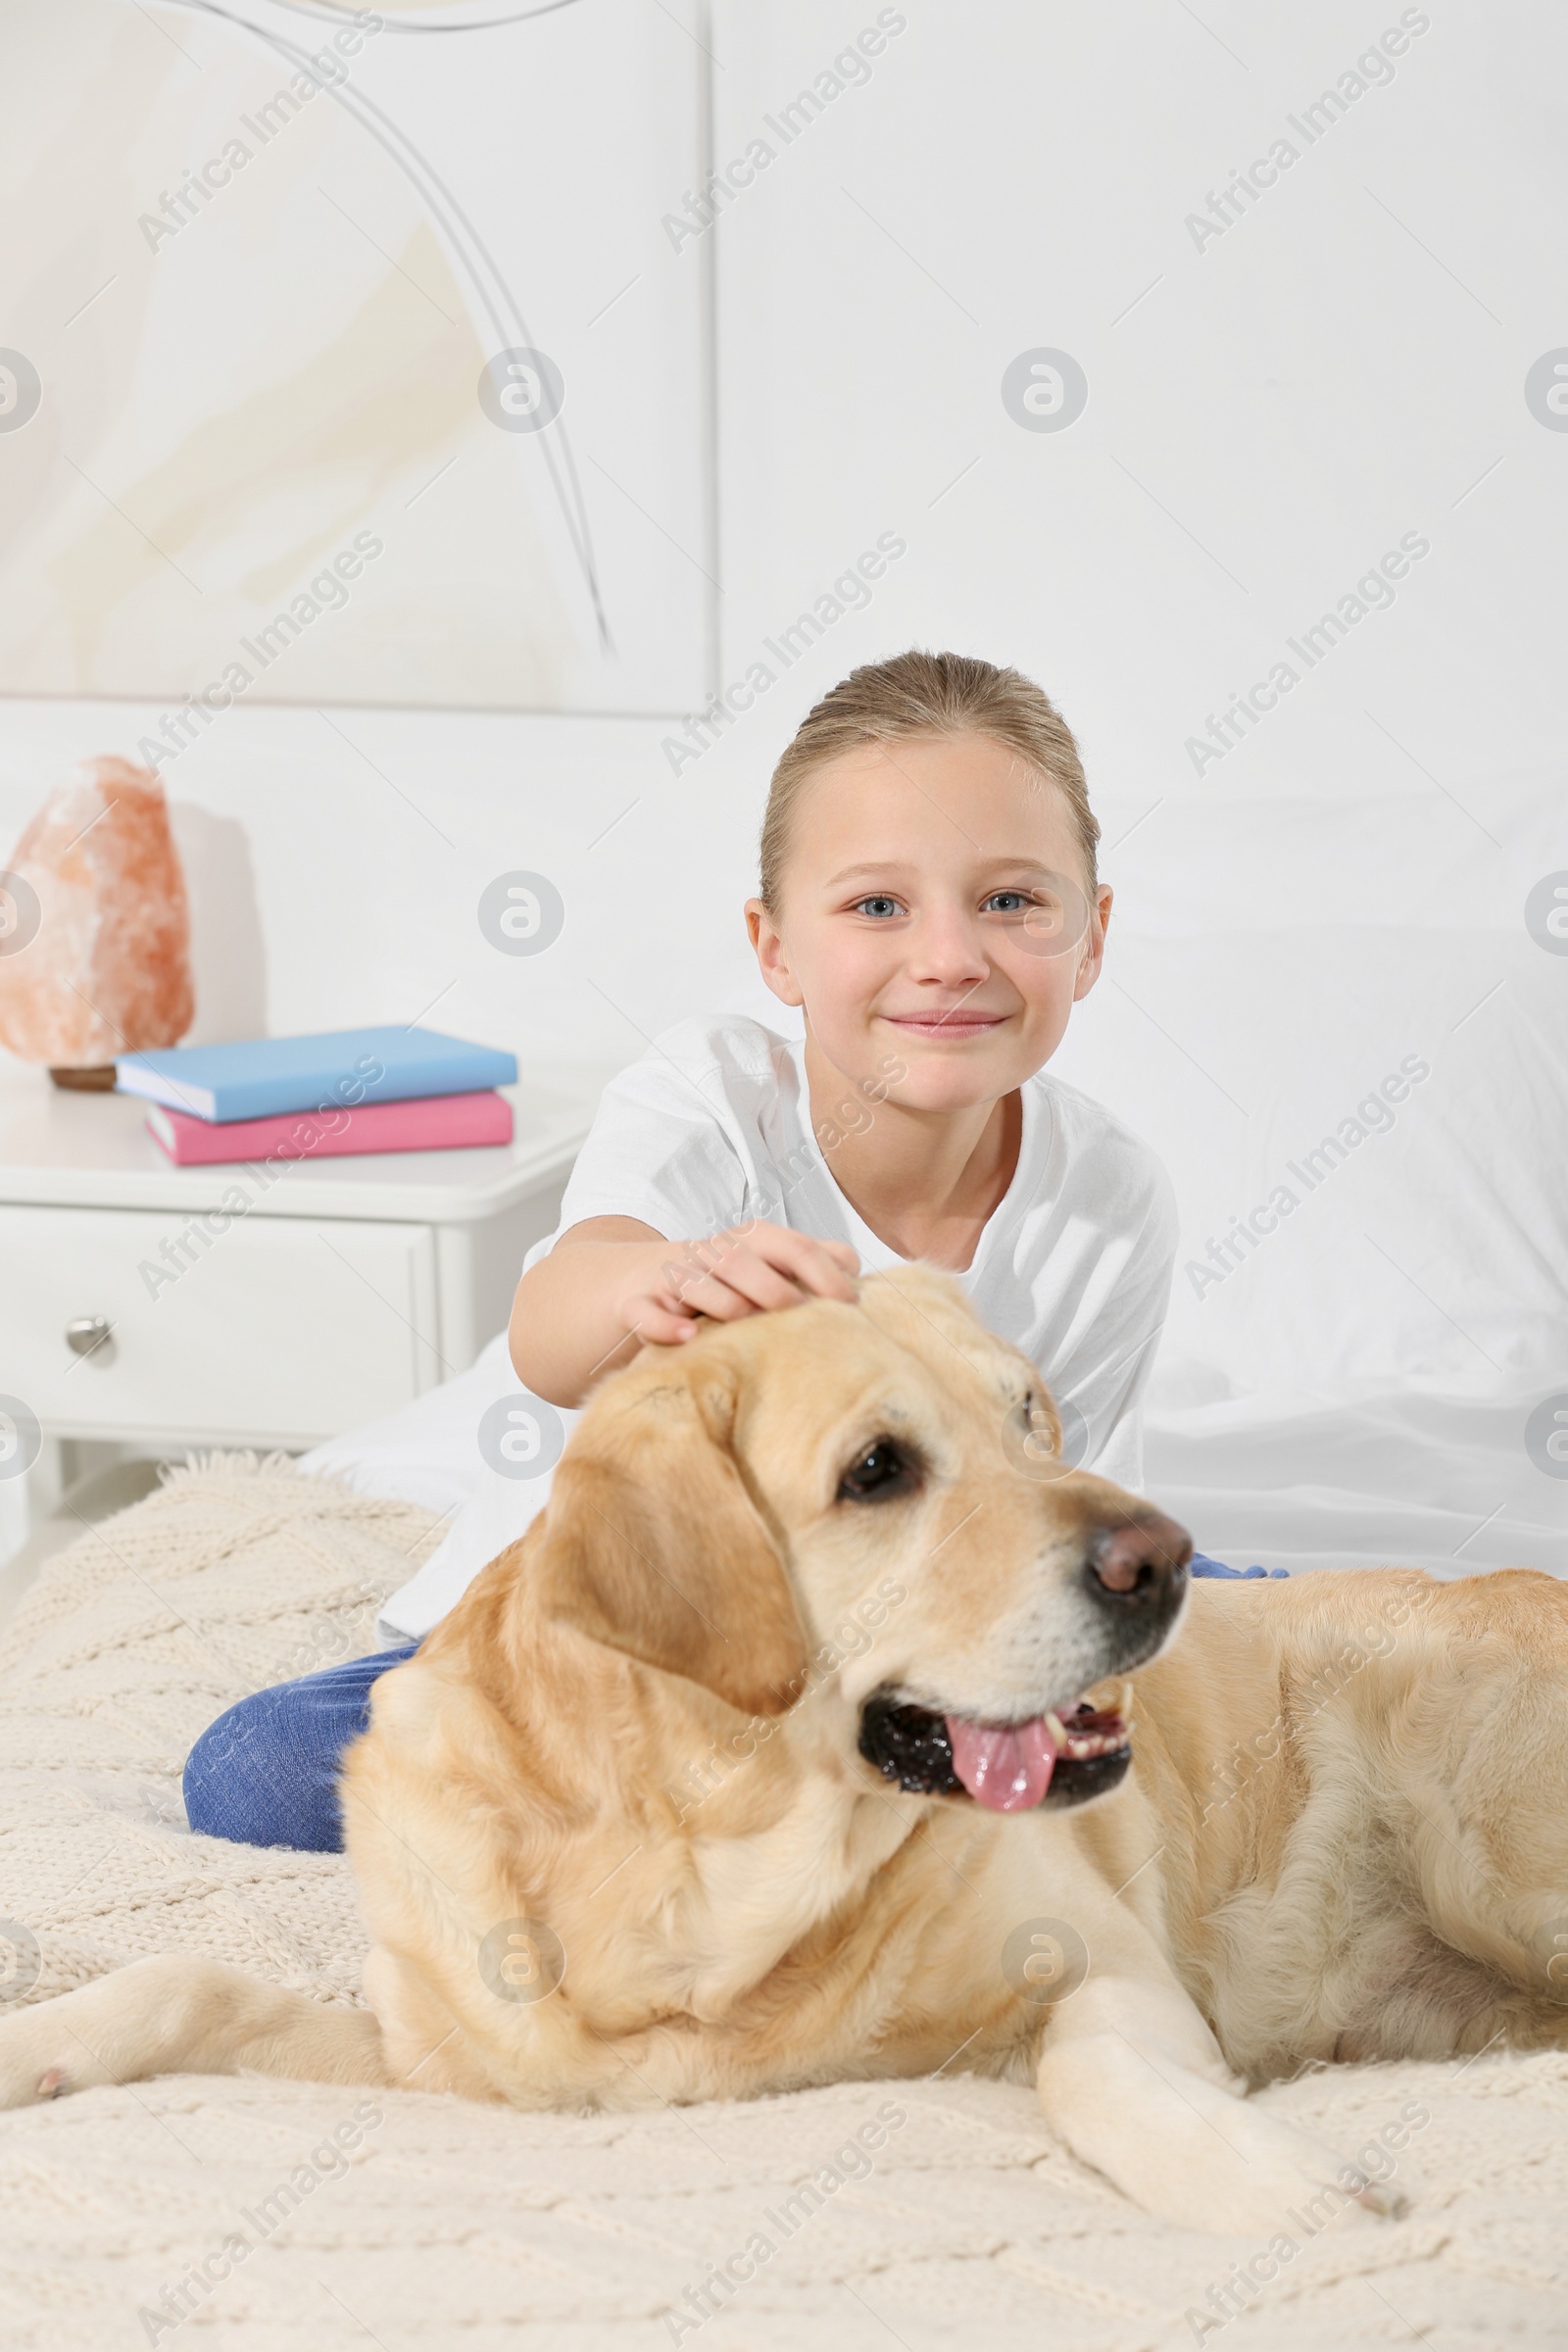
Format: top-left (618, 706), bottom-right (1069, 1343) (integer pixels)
top-left (623, 1220), bottom-right (860, 1345)
top-left (510, 1212), bottom-right (859, 1405)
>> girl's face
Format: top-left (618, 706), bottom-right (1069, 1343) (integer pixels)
top-left (747, 732), bottom-right (1112, 1113)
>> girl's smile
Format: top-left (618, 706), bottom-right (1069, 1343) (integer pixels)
top-left (878, 1012), bottom-right (1008, 1039)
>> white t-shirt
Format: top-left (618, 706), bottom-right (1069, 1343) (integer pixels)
top-left (377, 1015), bottom-right (1177, 1639)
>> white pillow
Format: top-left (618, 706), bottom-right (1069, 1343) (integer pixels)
top-left (1048, 778), bottom-right (1568, 1403)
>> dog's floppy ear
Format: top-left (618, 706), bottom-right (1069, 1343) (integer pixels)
top-left (527, 1352), bottom-right (809, 1717)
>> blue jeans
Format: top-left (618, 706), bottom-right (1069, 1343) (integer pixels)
top-left (183, 1642), bottom-right (418, 1852)
top-left (180, 1553), bottom-right (1279, 1852)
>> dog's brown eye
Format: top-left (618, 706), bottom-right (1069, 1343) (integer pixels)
top-left (837, 1441), bottom-right (915, 1502)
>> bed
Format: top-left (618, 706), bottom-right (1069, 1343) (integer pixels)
top-left (0, 1433), bottom-right (1562, 2348)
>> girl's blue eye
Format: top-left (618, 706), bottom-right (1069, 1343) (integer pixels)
top-left (854, 897), bottom-right (903, 919)
top-left (984, 891), bottom-right (1030, 912)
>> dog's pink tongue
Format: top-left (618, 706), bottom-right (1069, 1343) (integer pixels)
top-left (946, 1716), bottom-right (1058, 1811)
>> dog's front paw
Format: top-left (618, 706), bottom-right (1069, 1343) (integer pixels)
top-left (1212, 2107), bottom-right (1411, 2234)
top-left (1353, 2176), bottom-right (1409, 2221)
top-left (1038, 2017), bottom-right (1418, 2234)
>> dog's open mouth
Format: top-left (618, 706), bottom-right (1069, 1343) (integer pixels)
top-left (858, 1689), bottom-right (1133, 1812)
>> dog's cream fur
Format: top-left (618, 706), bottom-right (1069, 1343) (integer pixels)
top-left (2, 1267), bottom-right (1565, 2233)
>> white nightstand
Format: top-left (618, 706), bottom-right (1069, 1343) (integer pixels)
top-left (0, 1056), bottom-right (601, 1559)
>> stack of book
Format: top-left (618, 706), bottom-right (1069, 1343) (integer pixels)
top-left (116, 1027), bottom-right (517, 1167)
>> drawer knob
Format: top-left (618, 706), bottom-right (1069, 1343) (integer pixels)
top-left (65, 1315), bottom-right (114, 1361)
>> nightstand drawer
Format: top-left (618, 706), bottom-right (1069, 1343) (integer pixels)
top-left (0, 1204), bottom-right (440, 1446)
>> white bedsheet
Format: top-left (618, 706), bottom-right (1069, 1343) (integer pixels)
top-left (300, 1332), bottom-right (564, 1641)
top-left (1143, 1375), bottom-right (1566, 1582)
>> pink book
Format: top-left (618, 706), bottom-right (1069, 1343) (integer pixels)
top-left (144, 1089), bottom-right (514, 1166)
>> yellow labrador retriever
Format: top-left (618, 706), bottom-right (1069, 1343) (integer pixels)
top-left (2, 1267), bottom-right (1565, 2234)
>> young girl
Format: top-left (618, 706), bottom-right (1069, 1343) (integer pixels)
top-left (184, 650), bottom-right (1258, 1853)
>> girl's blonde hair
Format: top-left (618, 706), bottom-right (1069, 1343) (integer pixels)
top-left (758, 649), bottom-right (1099, 913)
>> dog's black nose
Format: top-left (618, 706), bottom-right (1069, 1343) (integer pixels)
top-left (1086, 1513), bottom-right (1192, 1600)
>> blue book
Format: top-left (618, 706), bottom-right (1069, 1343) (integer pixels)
top-left (116, 1026), bottom-right (518, 1124)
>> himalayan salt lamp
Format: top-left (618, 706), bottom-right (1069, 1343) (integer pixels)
top-left (0, 757), bottom-right (194, 1087)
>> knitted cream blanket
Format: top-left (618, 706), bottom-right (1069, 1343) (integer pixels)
top-left (0, 1459), bottom-right (1560, 2350)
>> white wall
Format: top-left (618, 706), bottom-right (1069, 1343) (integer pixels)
top-left (3, 0), bottom-right (1565, 1408)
